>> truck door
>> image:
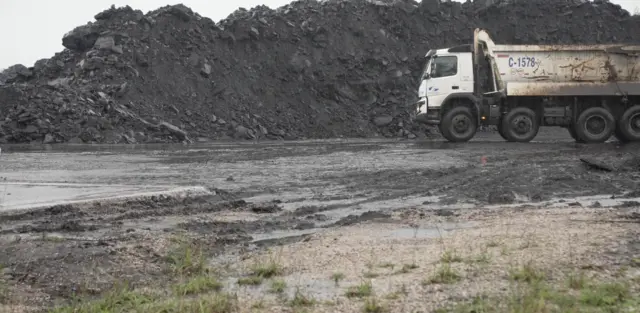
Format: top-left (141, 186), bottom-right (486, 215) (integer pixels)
top-left (426, 55), bottom-right (461, 108)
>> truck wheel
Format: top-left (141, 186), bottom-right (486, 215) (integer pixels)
top-left (567, 126), bottom-right (584, 143)
top-left (574, 107), bottom-right (615, 143)
top-left (439, 106), bottom-right (477, 142)
top-left (501, 107), bottom-right (539, 142)
top-left (497, 120), bottom-right (508, 141)
top-left (617, 105), bottom-right (640, 142)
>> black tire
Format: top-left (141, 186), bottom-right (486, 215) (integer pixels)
top-left (500, 107), bottom-right (539, 142)
top-left (574, 107), bottom-right (615, 143)
top-left (439, 106), bottom-right (477, 143)
top-left (497, 119), bottom-right (508, 141)
top-left (614, 129), bottom-right (630, 144)
top-left (567, 125), bottom-right (584, 143)
top-left (617, 105), bottom-right (640, 142)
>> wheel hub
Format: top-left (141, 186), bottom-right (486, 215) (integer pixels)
top-left (585, 115), bottom-right (606, 136)
top-left (452, 115), bottom-right (471, 134)
top-left (511, 116), bottom-right (532, 135)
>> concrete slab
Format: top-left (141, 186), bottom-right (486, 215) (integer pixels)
top-left (0, 182), bottom-right (210, 212)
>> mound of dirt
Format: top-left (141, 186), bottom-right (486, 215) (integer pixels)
top-left (1, 0), bottom-right (638, 144)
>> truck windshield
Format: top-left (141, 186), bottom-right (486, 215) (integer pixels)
top-left (430, 56), bottom-right (458, 78)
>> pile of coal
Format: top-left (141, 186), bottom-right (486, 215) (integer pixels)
top-left (0, 0), bottom-right (638, 144)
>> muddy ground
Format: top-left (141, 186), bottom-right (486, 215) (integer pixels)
top-left (0, 129), bottom-right (639, 312)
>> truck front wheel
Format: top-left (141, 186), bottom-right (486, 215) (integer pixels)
top-left (616, 105), bottom-right (640, 142)
top-left (501, 107), bottom-right (539, 142)
top-left (574, 107), bottom-right (615, 143)
top-left (439, 106), bottom-right (477, 142)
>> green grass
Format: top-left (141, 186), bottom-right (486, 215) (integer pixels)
top-left (423, 263), bottom-right (461, 285)
top-left (290, 289), bottom-right (315, 307)
top-left (51, 284), bottom-right (238, 313)
top-left (250, 260), bottom-right (283, 279)
top-left (238, 276), bottom-right (264, 286)
top-left (440, 250), bottom-right (463, 263)
top-left (362, 297), bottom-right (387, 313)
top-left (270, 279), bottom-right (286, 293)
top-left (438, 278), bottom-right (639, 313)
top-left (173, 275), bottom-right (222, 296)
top-left (466, 252), bottom-right (491, 265)
top-left (50, 285), bottom-right (156, 313)
top-left (346, 281), bottom-right (373, 298)
top-left (331, 272), bottom-right (345, 286)
top-left (363, 271), bottom-right (379, 278)
top-left (509, 263), bottom-right (546, 284)
top-left (166, 239), bottom-right (207, 277)
top-left (567, 271), bottom-right (588, 290)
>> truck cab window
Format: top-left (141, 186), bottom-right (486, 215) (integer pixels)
top-left (430, 56), bottom-right (458, 78)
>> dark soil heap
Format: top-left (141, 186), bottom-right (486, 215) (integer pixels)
top-left (1, 0), bottom-right (638, 144)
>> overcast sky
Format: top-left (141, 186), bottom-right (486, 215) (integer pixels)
top-left (1, 0), bottom-right (638, 69)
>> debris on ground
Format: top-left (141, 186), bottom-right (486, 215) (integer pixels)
top-left (581, 157), bottom-right (616, 172)
top-left (1, 0), bottom-right (639, 144)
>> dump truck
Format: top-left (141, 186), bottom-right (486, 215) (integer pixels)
top-left (413, 28), bottom-right (640, 143)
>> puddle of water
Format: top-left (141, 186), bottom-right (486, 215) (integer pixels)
top-left (250, 228), bottom-right (321, 244)
top-left (0, 183), bottom-right (210, 212)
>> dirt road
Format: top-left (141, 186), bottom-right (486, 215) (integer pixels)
top-left (0, 130), bottom-right (639, 312)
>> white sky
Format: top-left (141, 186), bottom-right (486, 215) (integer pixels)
top-left (0, 0), bottom-right (638, 69)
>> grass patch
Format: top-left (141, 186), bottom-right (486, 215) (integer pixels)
top-left (50, 285), bottom-right (156, 313)
top-left (270, 279), bottom-right (286, 293)
top-left (567, 271), bottom-right (588, 290)
top-left (441, 278), bottom-right (639, 313)
top-left (166, 238), bottom-right (207, 277)
top-left (251, 299), bottom-right (265, 309)
top-left (440, 250), bottom-right (463, 263)
top-left (290, 289), bottom-right (315, 307)
top-left (173, 275), bottom-right (222, 296)
top-left (250, 259), bottom-right (283, 279)
top-left (238, 276), bottom-right (264, 286)
top-left (363, 271), bottom-right (379, 278)
top-left (331, 272), bottom-right (345, 286)
top-left (579, 282), bottom-right (631, 307)
top-left (346, 281), bottom-right (373, 298)
top-left (52, 284), bottom-right (238, 313)
top-left (363, 297), bottom-right (387, 313)
top-left (466, 252), bottom-right (491, 264)
top-left (424, 263), bottom-right (460, 285)
top-left (394, 263), bottom-right (419, 275)
top-left (509, 263), bottom-right (546, 284)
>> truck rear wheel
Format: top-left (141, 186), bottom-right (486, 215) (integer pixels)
top-left (439, 106), bottom-right (477, 142)
top-left (574, 107), bottom-right (615, 143)
top-left (501, 107), bottom-right (539, 142)
top-left (616, 105), bottom-right (640, 142)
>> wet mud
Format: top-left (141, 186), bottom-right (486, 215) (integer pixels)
top-left (1, 132), bottom-right (640, 310)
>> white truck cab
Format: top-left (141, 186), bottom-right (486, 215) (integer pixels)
top-left (416, 48), bottom-right (475, 122)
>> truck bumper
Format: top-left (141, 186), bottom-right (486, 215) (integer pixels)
top-left (414, 99), bottom-right (441, 125)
